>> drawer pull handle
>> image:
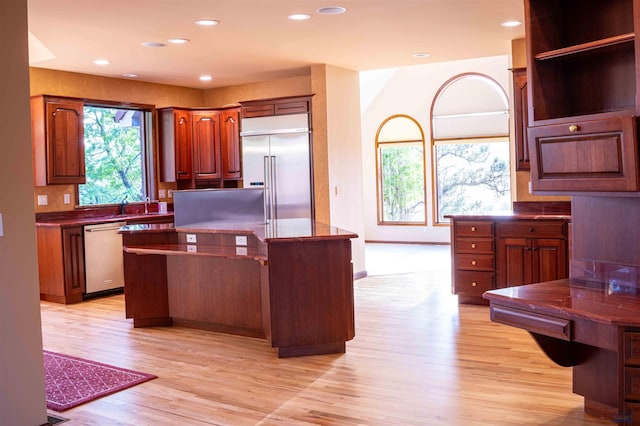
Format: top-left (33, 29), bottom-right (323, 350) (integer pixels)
top-left (471, 282), bottom-right (477, 287)
top-left (529, 227), bottom-right (535, 232)
top-left (471, 226), bottom-right (476, 232)
top-left (471, 243), bottom-right (476, 249)
top-left (569, 124), bottom-right (579, 133)
top-left (471, 260), bottom-right (477, 266)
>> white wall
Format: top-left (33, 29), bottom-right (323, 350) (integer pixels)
top-left (360, 55), bottom-right (510, 243)
top-left (0, 1), bottom-right (49, 425)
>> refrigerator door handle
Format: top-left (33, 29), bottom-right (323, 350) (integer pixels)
top-left (270, 155), bottom-right (277, 220)
top-left (263, 156), bottom-right (271, 221)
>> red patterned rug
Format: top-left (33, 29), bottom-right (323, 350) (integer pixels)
top-left (44, 350), bottom-right (157, 411)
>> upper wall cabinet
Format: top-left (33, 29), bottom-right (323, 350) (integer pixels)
top-left (31, 96), bottom-right (85, 186)
top-left (240, 96), bottom-right (311, 118)
top-left (511, 68), bottom-right (529, 171)
top-left (159, 106), bottom-right (241, 188)
top-left (525, 0), bottom-right (640, 193)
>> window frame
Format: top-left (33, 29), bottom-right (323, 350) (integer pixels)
top-left (429, 73), bottom-right (510, 226)
top-left (375, 114), bottom-right (427, 226)
top-left (75, 99), bottom-right (157, 208)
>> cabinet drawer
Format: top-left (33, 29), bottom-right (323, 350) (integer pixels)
top-left (626, 367), bottom-right (640, 402)
top-left (455, 238), bottom-right (494, 254)
top-left (490, 305), bottom-right (571, 341)
top-left (454, 271), bottom-right (494, 297)
top-left (625, 332), bottom-right (640, 366)
top-left (454, 221), bottom-right (494, 237)
top-left (497, 220), bottom-right (565, 239)
top-left (457, 254), bottom-right (494, 271)
top-left (528, 115), bottom-right (639, 192)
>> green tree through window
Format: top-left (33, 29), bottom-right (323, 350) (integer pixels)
top-left (376, 115), bottom-right (426, 225)
top-left (79, 106), bottom-right (147, 205)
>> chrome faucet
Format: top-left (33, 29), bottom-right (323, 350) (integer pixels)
top-left (144, 196), bottom-right (150, 214)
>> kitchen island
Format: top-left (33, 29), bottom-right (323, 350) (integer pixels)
top-left (484, 278), bottom-right (640, 421)
top-left (120, 219), bottom-right (357, 358)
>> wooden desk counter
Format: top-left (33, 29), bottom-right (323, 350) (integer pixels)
top-left (484, 280), bottom-right (640, 422)
top-left (120, 219), bottom-right (357, 358)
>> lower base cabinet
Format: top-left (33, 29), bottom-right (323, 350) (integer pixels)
top-left (37, 226), bottom-right (85, 304)
top-left (450, 216), bottom-right (569, 304)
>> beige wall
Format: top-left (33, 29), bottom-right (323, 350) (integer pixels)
top-left (316, 64), bottom-right (366, 274)
top-left (1, 1), bottom-right (49, 424)
top-left (203, 75), bottom-right (312, 107)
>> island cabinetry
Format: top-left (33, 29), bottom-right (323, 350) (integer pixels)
top-left (450, 219), bottom-right (496, 304)
top-left (525, 0), bottom-right (640, 194)
top-left (496, 220), bottom-right (568, 288)
top-left (37, 225), bottom-right (85, 304)
top-left (31, 95), bottom-right (85, 186)
top-left (450, 215), bottom-right (569, 304)
top-left (159, 108), bottom-right (192, 183)
top-left (266, 238), bottom-right (355, 357)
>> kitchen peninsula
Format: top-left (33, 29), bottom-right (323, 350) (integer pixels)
top-left (120, 216), bottom-right (357, 358)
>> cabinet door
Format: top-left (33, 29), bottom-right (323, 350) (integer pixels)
top-left (535, 238), bottom-right (567, 283)
top-left (45, 99), bottom-right (85, 184)
top-left (221, 108), bottom-right (241, 179)
top-left (174, 110), bottom-right (193, 181)
top-left (528, 115), bottom-right (639, 192)
top-left (192, 110), bottom-right (221, 180)
top-left (512, 68), bottom-right (529, 171)
top-left (497, 237), bottom-right (531, 288)
top-left (62, 226), bottom-right (85, 302)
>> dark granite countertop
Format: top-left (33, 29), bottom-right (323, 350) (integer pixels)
top-left (120, 218), bottom-right (358, 242)
top-left (483, 279), bottom-right (640, 326)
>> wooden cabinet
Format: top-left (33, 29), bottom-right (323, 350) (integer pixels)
top-left (450, 219), bottom-right (496, 304)
top-left (159, 106), bottom-right (241, 188)
top-left (37, 225), bottom-right (85, 304)
top-left (240, 95), bottom-right (311, 118)
top-left (450, 216), bottom-right (569, 304)
top-left (192, 110), bottom-right (221, 181)
top-left (221, 108), bottom-right (241, 179)
top-left (31, 95), bottom-right (85, 186)
top-left (159, 108), bottom-right (193, 183)
top-left (496, 220), bottom-right (568, 288)
top-left (511, 68), bottom-right (529, 171)
top-left (525, 0), bottom-right (640, 193)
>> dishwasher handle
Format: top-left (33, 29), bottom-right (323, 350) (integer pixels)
top-left (85, 222), bottom-right (126, 232)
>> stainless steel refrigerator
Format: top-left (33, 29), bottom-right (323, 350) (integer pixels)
top-left (241, 113), bottom-right (313, 221)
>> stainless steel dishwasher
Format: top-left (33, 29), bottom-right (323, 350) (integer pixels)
top-left (83, 222), bottom-right (126, 296)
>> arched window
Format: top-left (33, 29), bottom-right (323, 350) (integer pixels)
top-left (431, 73), bottom-right (511, 224)
top-left (375, 115), bottom-right (426, 225)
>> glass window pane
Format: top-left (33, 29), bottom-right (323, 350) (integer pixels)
top-left (79, 106), bottom-right (146, 206)
top-left (380, 143), bottom-right (425, 223)
top-left (435, 141), bottom-right (511, 223)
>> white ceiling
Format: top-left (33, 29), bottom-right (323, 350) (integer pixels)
top-left (27, 0), bottom-right (525, 90)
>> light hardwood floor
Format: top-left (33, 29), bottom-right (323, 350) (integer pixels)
top-left (41, 249), bottom-right (612, 425)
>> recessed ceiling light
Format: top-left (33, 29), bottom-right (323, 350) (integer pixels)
top-left (501, 20), bottom-right (522, 27)
top-left (168, 38), bottom-right (190, 45)
top-left (142, 41), bottom-right (166, 48)
top-left (288, 13), bottom-right (311, 21)
top-left (93, 59), bottom-right (110, 66)
top-left (317, 6), bottom-right (347, 15)
top-left (413, 53), bottom-right (430, 58)
top-left (122, 73), bottom-right (139, 78)
top-left (195, 19), bottom-right (219, 26)
top-left (199, 75), bottom-right (213, 81)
